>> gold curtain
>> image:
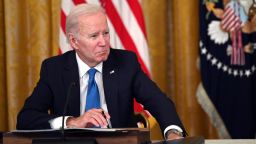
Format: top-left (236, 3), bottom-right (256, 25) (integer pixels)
top-left (0, 0), bottom-right (218, 139)
top-left (169, 0), bottom-right (218, 138)
top-left (0, 0), bottom-right (60, 131)
top-left (143, 0), bottom-right (218, 139)
top-left (142, 0), bottom-right (168, 140)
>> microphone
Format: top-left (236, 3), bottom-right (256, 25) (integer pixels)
top-left (61, 82), bottom-right (76, 139)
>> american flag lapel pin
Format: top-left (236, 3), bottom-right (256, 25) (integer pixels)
top-left (110, 70), bottom-right (115, 75)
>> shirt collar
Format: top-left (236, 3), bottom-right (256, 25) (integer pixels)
top-left (76, 53), bottom-right (103, 78)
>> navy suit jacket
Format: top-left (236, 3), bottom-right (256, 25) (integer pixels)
top-left (17, 49), bottom-right (185, 135)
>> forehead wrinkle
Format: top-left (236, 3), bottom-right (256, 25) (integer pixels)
top-left (77, 15), bottom-right (99, 34)
top-left (78, 22), bottom-right (90, 35)
top-left (77, 13), bottom-right (109, 36)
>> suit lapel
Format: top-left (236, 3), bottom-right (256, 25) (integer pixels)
top-left (62, 51), bottom-right (80, 117)
top-left (103, 50), bottom-right (119, 127)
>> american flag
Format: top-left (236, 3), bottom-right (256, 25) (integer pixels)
top-left (199, 0), bottom-right (256, 138)
top-left (59, 0), bottom-right (151, 117)
top-left (221, 4), bottom-right (241, 32)
top-left (220, 1), bottom-right (244, 65)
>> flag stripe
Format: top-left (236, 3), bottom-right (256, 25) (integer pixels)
top-left (59, 29), bottom-right (70, 53)
top-left (61, 0), bottom-right (74, 15)
top-left (126, 0), bottom-right (147, 39)
top-left (73, 0), bottom-right (87, 5)
top-left (107, 19), bottom-right (124, 50)
top-left (110, 0), bottom-right (150, 71)
top-left (60, 10), bottom-right (67, 34)
top-left (100, 0), bottom-right (150, 76)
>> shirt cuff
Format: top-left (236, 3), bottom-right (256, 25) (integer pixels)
top-left (164, 125), bottom-right (183, 139)
top-left (48, 116), bottom-right (71, 129)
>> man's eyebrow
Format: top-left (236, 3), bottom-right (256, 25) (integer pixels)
top-left (88, 31), bottom-right (99, 35)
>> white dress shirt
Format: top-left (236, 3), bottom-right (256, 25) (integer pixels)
top-left (76, 53), bottom-right (109, 115)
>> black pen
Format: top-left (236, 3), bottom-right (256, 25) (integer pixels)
top-left (102, 111), bottom-right (111, 128)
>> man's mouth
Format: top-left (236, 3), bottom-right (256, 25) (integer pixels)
top-left (97, 50), bottom-right (108, 55)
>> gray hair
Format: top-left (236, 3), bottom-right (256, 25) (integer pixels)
top-left (66, 4), bottom-right (106, 43)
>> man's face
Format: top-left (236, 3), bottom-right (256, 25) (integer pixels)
top-left (70, 12), bottom-right (110, 67)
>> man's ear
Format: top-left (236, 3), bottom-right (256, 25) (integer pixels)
top-left (68, 33), bottom-right (78, 49)
top-left (72, 38), bottom-right (78, 45)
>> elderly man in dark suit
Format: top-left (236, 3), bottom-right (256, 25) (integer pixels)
top-left (17, 3), bottom-right (186, 140)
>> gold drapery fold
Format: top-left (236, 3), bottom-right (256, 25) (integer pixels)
top-left (142, 0), bottom-right (168, 140)
top-left (0, 0), bottom-right (60, 130)
top-left (169, 0), bottom-right (218, 138)
top-left (0, 0), bottom-right (7, 131)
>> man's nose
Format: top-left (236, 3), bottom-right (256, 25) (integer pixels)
top-left (98, 35), bottom-right (106, 45)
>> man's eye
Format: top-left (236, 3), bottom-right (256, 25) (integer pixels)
top-left (90, 34), bottom-right (98, 38)
top-left (104, 31), bottom-right (109, 35)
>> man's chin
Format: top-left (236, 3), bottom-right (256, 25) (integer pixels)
top-left (97, 53), bottom-right (109, 61)
top-left (101, 56), bottom-right (108, 62)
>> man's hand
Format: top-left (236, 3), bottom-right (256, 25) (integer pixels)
top-left (166, 129), bottom-right (184, 140)
top-left (66, 108), bottom-right (110, 128)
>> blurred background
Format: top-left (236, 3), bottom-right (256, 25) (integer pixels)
top-left (0, 0), bottom-right (255, 140)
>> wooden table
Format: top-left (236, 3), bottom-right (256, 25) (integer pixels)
top-left (3, 128), bottom-right (150, 144)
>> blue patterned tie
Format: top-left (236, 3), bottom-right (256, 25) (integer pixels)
top-left (85, 68), bottom-right (100, 111)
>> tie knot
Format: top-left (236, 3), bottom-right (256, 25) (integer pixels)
top-left (88, 68), bottom-right (97, 79)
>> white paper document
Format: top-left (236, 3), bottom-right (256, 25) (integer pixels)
top-left (11, 128), bottom-right (128, 133)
